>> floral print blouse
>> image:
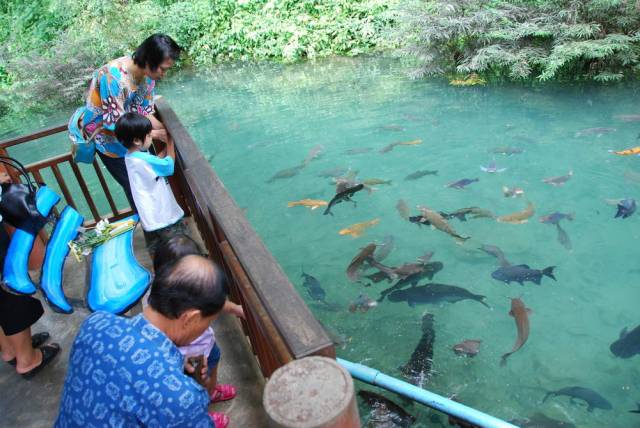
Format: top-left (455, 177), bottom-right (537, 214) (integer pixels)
top-left (81, 56), bottom-right (156, 158)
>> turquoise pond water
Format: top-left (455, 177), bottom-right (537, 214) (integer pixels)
top-left (4, 56), bottom-right (640, 427)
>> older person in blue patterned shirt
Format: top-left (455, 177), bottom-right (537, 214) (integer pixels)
top-left (54, 254), bottom-right (229, 428)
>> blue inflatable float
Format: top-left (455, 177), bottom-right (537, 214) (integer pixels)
top-left (40, 206), bottom-right (84, 313)
top-left (87, 215), bottom-right (150, 314)
top-left (3, 186), bottom-right (60, 295)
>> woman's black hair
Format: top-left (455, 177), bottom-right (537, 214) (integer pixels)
top-left (148, 255), bottom-right (228, 319)
top-left (152, 234), bottom-right (202, 272)
top-left (132, 33), bottom-right (181, 71)
top-left (114, 112), bottom-right (152, 148)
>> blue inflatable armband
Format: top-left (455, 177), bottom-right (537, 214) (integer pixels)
top-left (3, 186), bottom-right (60, 294)
top-left (40, 206), bottom-right (84, 313)
top-left (87, 215), bottom-right (150, 314)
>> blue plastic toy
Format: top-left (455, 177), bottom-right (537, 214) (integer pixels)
top-left (86, 215), bottom-right (150, 314)
top-left (40, 206), bottom-right (84, 313)
top-left (3, 186), bottom-right (60, 295)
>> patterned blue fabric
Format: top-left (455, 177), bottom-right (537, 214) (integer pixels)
top-left (55, 312), bottom-right (214, 428)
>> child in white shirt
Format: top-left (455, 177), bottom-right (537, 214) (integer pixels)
top-left (115, 112), bottom-right (185, 255)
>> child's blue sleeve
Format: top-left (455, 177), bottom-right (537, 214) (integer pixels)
top-left (132, 152), bottom-right (175, 177)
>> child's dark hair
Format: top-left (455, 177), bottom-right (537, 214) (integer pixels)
top-left (115, 112), bottom-right (152, 148)
top-left (153, 234), bottom-right (202, 272)
top-left (133, 33), bottom-right (181, 71)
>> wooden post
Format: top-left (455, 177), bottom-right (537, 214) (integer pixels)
top-left (263, 356), bottom-right (360, 428)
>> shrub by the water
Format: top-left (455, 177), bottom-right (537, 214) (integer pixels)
top-left (0, 0), bottom-right (397, 124)
top-left (397, 0), bottom-right (640, 82)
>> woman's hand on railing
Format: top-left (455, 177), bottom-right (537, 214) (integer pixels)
top-left (150, 128), bottom-right (169, 144)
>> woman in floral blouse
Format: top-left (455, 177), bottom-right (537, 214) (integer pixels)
top-left (79, 34), bottom-right (181, 209)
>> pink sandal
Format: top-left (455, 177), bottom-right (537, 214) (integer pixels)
top-left (210, 384), bottom-right (237, 403)
top-left (209, 412), bottom-right (229, 428)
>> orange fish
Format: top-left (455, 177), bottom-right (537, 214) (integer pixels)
top-left (339, 219), bottom-right (380, 238)
top-left (287, 199), bottom-right (328, 210)
top-left (611, 146), bottom-right (640, 156)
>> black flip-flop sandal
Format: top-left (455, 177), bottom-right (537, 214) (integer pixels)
top-left (21, 343), bottom-right (60, 380)
top-left (6, 332), bottom-right (50, 366)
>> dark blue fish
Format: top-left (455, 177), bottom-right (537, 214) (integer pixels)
top-left (446, 178), bottom-right (479, 189)
top-left (388, 283), bottom-right (489, 308)
top-left (301, 272), bottom-right (326, 302)
top-left (610, 324), bottom-right (640, 358)
top-left (491, 264), bottom-right (555, 285)
top-left (401, 313), bottom-right (435, 388)
top-left (323, 183), bottom-right (364, 216)
top-left (543, 386), bottom-right (612, 412)
top-left (615, 198), bottom-right (636, 219)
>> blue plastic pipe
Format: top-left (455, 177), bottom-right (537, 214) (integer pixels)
top-left (3, 186), bottom-right (60, 294)
top-left (87, 215), bottom-right (151, 314)
top-left (337, 358), bottom-right (518, 428)
top-left (41, 206), bottom-right (84, 313)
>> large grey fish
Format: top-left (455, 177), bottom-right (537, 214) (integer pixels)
top-left (419, 206), bottom-right (470, 242)
top-left (358, 390), bottom-right (416, 427)
top-left (452, 339), bottom-right (482, 357)
top-left (323, 183), bottom-right (364, 216)
top-left (317, 167), bottom-right (348, 178)
top-left (344, 147), bottom-right (372, 155)
top-left (446, 178), bottom-right (479, 189)
top-left (543, 386), bottom-right (612, 412)
top-left (491, 264), bottom-right (555, 285)
top-left (346, 243), bottom-right (377, 281)
top-left (542, 170), bottom-right (573, 187)
top-left (303, 144), bottom-right (324, 165)
top-left (388, 283), bottom-right (490, 308)
top-left (610, 324), bottom-right (640, 358)
top-left (555, 224), bottom-right (572, 250)
top-left (501, 298), bottom-right (530, 366)
top-left (266, 164), bottom-right (305, 183)
top-left (614, 114), bottom-right (640, 122)
top-left (509, 413), bottom-right (577, 428)
top-left (575, 127), bottom-right (616, 137)
top-left (404, 170), bottom-right (438, 180)
top-left (373, 235), bottom-right (395, 262)
top-left (479, 244), bottom-right (511, 267)
top-left (401, 313), bottom-right (435, 388)
top-left (443, 207), bottom-right (495, 222)
top-left (377, 262), bottom-right (444, 302)
top-left (396, 199), bottom-right (410, 220)
top-left (368, 259), bottom-right (399, 282)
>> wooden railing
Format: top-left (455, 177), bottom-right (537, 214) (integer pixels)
top-left (0, 100), bottom-right (335, 377)
top-left (0, 125), bottom-right (133, 227)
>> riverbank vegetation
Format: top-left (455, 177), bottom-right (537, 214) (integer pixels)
top-left (0, 0), bottom-right (638, 127)
top-left (398, 0), bottom-right (640, 82)
top-left (0, 0), bottom-right (397, 122)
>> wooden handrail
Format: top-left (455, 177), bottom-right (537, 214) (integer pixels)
top-left (0, 124), bottom-right (67, 149)
top-left (155, 98), bottom-right (335, 374)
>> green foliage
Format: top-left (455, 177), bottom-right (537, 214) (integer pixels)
top-left (398, 0), bottom-right (640, 82)
top-left (0, 0), bottom-right (397, 121)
